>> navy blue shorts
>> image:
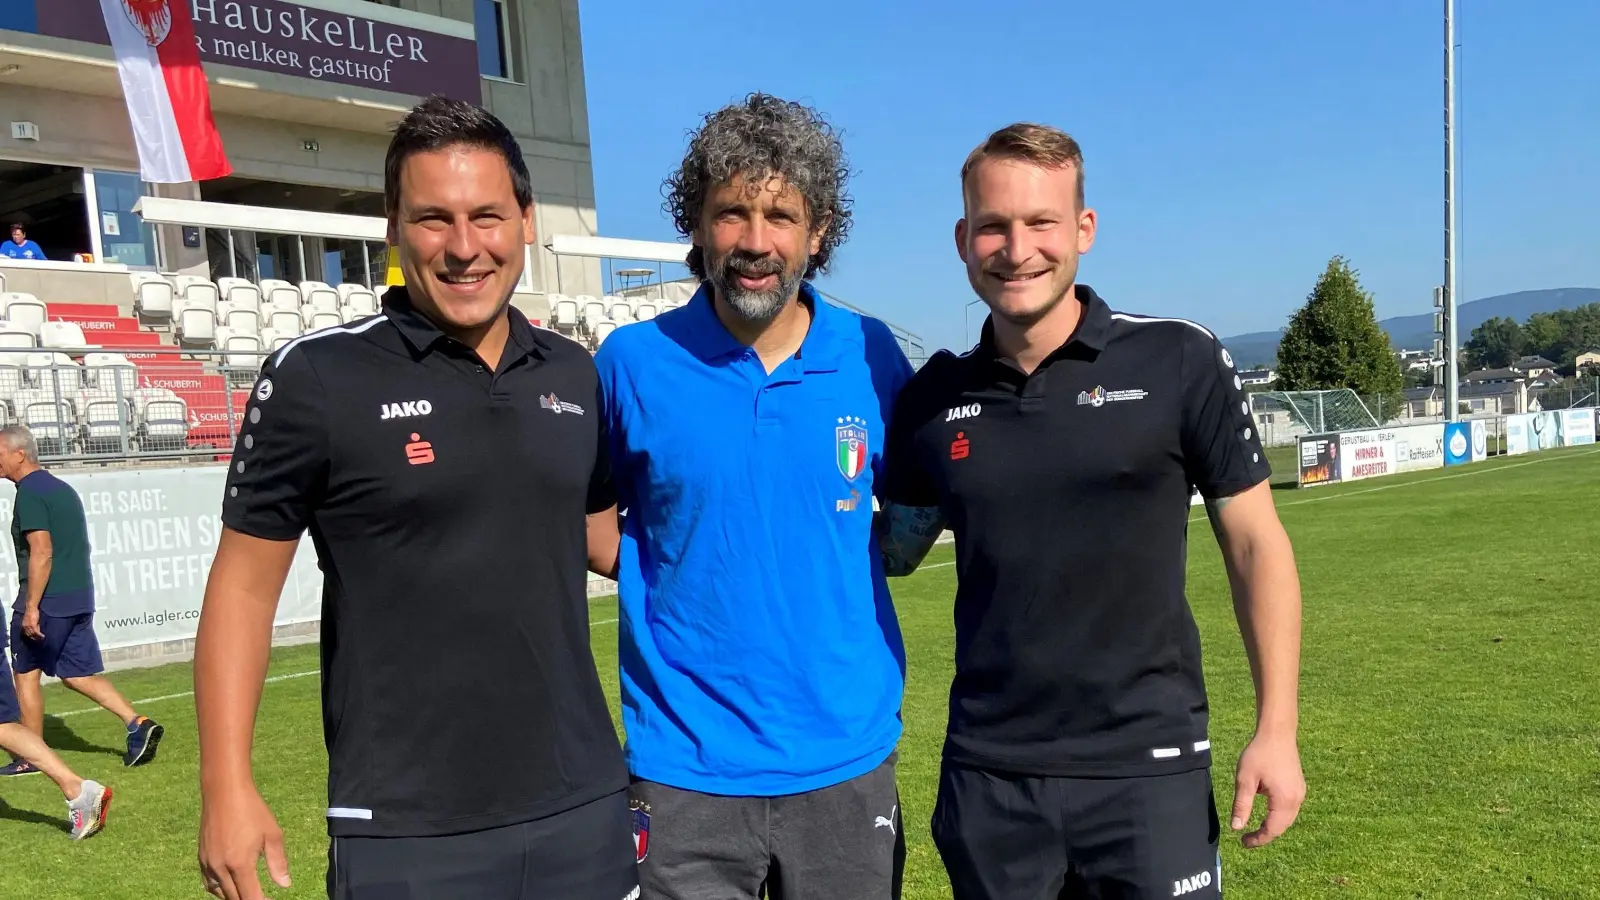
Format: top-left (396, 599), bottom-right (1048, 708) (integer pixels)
top-left (10, 610), bottom-right (104, 679)
top-left (0, 628), bottom-right (18, 724)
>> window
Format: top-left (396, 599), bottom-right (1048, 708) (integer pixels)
top-left (475, 0), bottom-right (511, 79)
top-left (90, 170), bottom-right (158, 268)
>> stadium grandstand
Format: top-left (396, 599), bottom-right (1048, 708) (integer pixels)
top-left (0, 0), bottom-right (924, 468)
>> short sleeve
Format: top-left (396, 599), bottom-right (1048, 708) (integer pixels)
top-left (15, 488), bottom-right (49, 533)
top-left (586, 375), bottom-right (617, 514)
top-left (220, 349), bottom-right (329, 541)
top-left (881, 376), bottom-right (940, 508)
top-left (1180, 329), bottom-right (1272, 498)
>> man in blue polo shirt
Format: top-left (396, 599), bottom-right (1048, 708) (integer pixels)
top-left (594, 93), bottom-right (913, 900)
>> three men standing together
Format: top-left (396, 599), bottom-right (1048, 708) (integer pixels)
top-left (197, 92), bottom-right (1305, 900)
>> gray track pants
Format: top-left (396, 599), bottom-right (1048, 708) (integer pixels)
top-left (629, 753), bottom-right (904, 900)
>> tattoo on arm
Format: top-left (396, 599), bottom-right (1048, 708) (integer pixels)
top-left (879, 504), bottom-right (946, 576)
top-left (1203, 494), bottom-right (1233, 544)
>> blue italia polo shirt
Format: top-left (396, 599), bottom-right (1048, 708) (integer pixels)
top-left (596, 281), bottom-right (914, 795)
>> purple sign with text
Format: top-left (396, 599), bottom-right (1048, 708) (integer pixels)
top-left (37, 0), bottom-right (481, 104)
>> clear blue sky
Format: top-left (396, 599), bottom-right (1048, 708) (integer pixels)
top-left (578, 0), bottom-right (1598, 355)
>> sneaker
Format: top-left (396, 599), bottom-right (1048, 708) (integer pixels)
top-left (124, 717), bottom-right (164, 767)
top-left (68, 780), bottom-right (112, 840)
top-left (0, 759), bottom-right (41, 777)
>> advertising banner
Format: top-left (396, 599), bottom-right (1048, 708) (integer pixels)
top-left (1507, 411), bottom-right (1566, 455)
top-left (1337, 428), bottom-right (1398, 483)
top-left (34, 0), bottom-right (482, 103)
top-left (0, 465), bottom-right (322, 650)
top-left (1471, 419), bottom-right (1488, 462)
top-left (1561, 408), bottom-right (1597, 446)
top-left (1390, 424), bottom-right (1446, 473)
top-left (1444, 422), bottom-right (1471, 466)
top-left (1297, 434), bottom-right (1342, 487)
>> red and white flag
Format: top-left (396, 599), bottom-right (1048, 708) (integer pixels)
top-left (98, 0), bottom-right (231, 183)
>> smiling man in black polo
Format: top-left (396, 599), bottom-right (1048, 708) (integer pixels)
top-left (879, 124), bottom-right (1307, 900)
top-left (193, 98), bottom-right (635, 900)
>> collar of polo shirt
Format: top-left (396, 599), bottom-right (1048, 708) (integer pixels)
top-left (974, 284), bottom-right (1114, 365)
top-left (677, 281), bottom-right (846, 373)
top-left (380, 286), bottom-right (547, 361)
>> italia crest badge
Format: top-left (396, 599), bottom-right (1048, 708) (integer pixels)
top-left (121, 0), bottom-right (173, 47)
top-left (836, 416), bottom-right (868, 481)
top-left (630, 800), bottom-right (651, 863)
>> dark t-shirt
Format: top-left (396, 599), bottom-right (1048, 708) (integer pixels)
top-left (884, 285), bottom-right (1271, 777)
top-left (220, 290), bottom-right (627, 837)
top-left (12, 470), bottom-right (95, 617)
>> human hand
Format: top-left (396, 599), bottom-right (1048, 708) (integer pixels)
top-left (198, 782), bottom-right (291, 899)
top-left (1230, 733), bottom-right (1305, 848)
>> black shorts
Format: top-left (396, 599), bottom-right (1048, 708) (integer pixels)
top-left (327, 788), bottom-right (639, 900)
top-left (932, 763), bottom-right (1222, 900)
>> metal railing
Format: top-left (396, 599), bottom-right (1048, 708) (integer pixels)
top-left (0, 347), bottom-right (268, 468)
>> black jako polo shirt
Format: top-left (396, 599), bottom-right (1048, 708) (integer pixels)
top-left (220, 287), bottom-right (626, 837)
top-left (884, 284), bottom-right (1271, 778)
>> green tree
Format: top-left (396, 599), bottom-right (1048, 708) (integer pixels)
top-left (1276, 256), bottom-right (1406, 422)
top-left (1464, 316), bottom-right (1524, 370)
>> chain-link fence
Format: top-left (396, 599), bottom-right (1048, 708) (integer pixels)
top-left (0, 347), bottom-right (266, 467)
top-left (1530, 377), bottom-right (1600, 412)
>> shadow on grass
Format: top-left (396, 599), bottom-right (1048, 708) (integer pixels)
top-left (41, 716), bottom-right (123, 760)
top-left (0, 795), bottom-right (71, 834)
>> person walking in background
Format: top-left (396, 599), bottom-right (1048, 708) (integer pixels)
top-left (879, 123), bottom-right (1306, 900)
top-left (2, 223), bottom-right (45, 260)
top-left (0, 425), bottom-right (163, 777)
top-left (0, 618), bottom-right (112, 839)
top-left (592, 93), bottom-right (914, 900)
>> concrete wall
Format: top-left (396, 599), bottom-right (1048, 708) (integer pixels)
top-left (0, 0), bottom-right (602, 296)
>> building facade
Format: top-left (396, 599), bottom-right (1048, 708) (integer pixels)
top-left (0, 0), bottom-right (600, 304)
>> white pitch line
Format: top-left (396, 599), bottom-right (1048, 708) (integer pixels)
top-left (1179, 447), bottom-right (1600, 523)
top-left (54, 669), bottom-right (320, 718)
top-left (52, 617), bottom-right (626, 717)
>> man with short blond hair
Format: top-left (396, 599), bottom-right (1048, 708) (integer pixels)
top-left (879, 122), bottom-right (1307, 900)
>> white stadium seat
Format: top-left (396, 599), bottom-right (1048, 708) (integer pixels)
top-left (221, 333), bottom-right (263, 369)
top-left (267, 310), bottom-right (303, 336)
top-left (308, 311), bottom-right (343, 332)
top-left (84, 353), bottom-right (137, 398)
top-left (178, 307), bottom-right (217, 345)
top-left (222, 307), bottom-right (262, 337)
top-left (551, 296), bottom-right (580, 330)
top-left (0, 290), bottom-right (37, 317)
top-left (593, 320), bottom-right (617, 347)
top-left (635, 302), bottom-right (659, 321)
top-left (224, 284), bottom-right (263, 309)
top-left (259, 278), bottom-right (295, 297)
top-left (40, 321), bottom-right (88, 350)
top-left (265, 291), bottom-right (302, 315)
top-left (6, 299), bottom-right (46, 336)
top-left (302, 288), bottom-right (341, 326)
top-left (0, 327), bottom-right (36, 349)
top-left (134, 278), bottom-right (174, 318)
top-left (342, 289), bottom-right (379, 319)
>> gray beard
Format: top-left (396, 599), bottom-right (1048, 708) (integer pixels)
top-left (710, 264), bottom-right (807, 324)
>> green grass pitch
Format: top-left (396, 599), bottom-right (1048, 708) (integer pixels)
top-left (2, 445), bottom-right (1597, 898)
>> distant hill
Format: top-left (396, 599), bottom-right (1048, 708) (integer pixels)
top-left (1221, 288), bottom-right (1600, 368)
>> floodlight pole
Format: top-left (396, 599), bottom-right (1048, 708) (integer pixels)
top-left (1444, 0), bottom-right (1461, 421)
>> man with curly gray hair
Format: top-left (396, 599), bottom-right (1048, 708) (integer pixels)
top-left (592, 93), bottom-right (914, 899)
